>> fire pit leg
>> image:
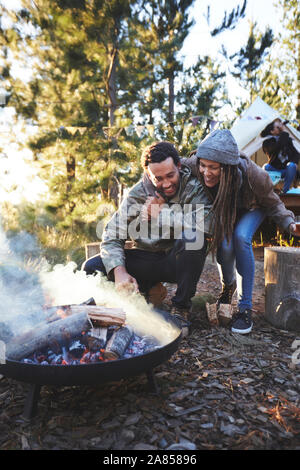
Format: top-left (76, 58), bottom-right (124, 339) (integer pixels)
top-left (22, 384), bottom-right (41, 420)
top-left (146, 369), bottom-right (159, 394)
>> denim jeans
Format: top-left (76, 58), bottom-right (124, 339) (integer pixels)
top-left (82, 238), bottom-right (208, 309)
top-left (264, 162), bottom-right (297, 193)
top-left (216, 209), bottom-right (266, 312)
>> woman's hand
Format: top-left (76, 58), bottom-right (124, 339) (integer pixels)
top-left (141, 192), bottom-right (166, 221)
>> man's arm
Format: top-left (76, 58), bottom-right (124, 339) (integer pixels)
top-left (100, 183), bottom-right (146, 285)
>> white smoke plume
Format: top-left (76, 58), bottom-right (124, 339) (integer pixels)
top-left (0, 226), bottom-right (179, 346)
top-left (39, 262), bottom-right (179, 345)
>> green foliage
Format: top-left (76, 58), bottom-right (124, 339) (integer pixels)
top-left (229, 22), bottom-right (274, 103)
top-left (3, 0), bottom-right (286, 267)
top-left (208, 0), bottom-right (247, 36)
top-left (0, 200), bottom-right (95, 267)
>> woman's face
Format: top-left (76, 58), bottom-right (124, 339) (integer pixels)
top-left (199, 158), bottom-right (221, 187)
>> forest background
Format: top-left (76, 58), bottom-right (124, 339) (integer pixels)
top-left (0, 0), bottom-right (298, 267)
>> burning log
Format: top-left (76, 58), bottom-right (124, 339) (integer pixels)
top-left (103, 325), bottom-right (134, 360)
top-left (86, 327), bottom-right (108, 351)
top-left (6, 311), bottom-right (93, 361)
top-left (79, 306), bottom-right (126, 327)
top-left (45, 305), bottom-right (126, 327)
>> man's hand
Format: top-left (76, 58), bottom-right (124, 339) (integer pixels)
top-left (289, 223), bottom-right (300, 236)
top-left (113, 266), bottom-right (139, 293)
top-left (141, 192), bottom-right (166, 221)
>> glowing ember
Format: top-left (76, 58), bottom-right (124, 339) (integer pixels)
top-left (21, 328), bottom-right (161, 365)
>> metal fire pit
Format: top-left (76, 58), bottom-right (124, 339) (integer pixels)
top-left (0, 309), bottom-right (181, 420)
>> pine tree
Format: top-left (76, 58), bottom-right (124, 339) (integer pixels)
top-left (245, 0), bottom-right (299, 121)
top-left (274, 0), bottom-right (299, 120)
top-left (229, 21), bottom-right (274, 103)
top-left (136, 0), bottom-right (195, 124)
top-left (207, 0), bottom-right (247, 36)
top-left (0, 0), bottom-right (146, 220)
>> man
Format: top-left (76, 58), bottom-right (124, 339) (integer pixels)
top-left (82, 141), bottom-right (213, 334)
top-left (261, 118), bottom-right (299, 194)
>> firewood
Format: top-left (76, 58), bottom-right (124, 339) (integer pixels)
top-left (87, 327), bottom-right (108, 350)
top-left (45, 305), bottom-right (126, 327)
top-left (81, 297), bottom-right (96, 305)
top-left (69, 306), bottom-right (126, 327)
top-left (6, 312), bottom-right (93, 361)
top-left (103, 325), bottom-right (134, 360)
top-left (206, 303), bottom-right (219, 326)
top-left (218, 304), bottom-right (233, 326)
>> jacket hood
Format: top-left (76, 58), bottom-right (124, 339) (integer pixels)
top-left (195, 129), bottom-right (240, 165)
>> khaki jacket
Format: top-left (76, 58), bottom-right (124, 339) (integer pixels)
top-left (181, 153), bottom-right (295, 231)
top-left (100, 165), bottom-right (213, 276)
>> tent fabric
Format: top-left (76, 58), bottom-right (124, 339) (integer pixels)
top-left (230, 97), bottom-right (300, 161)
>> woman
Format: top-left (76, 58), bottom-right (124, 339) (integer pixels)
top-left (183, 129), bottom-right (297, 334)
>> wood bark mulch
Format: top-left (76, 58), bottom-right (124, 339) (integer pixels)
top-left (0, 251), bottom-right (299, 451)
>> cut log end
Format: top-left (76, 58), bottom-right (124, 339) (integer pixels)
top-left (264, 246), bottom-right (300, 332)
top-left (218, 304), bottom-right (233, 326)
top-left (206, 303), bottom-right (219, 326)
top-left (103, 326), bottom-right (134, 360)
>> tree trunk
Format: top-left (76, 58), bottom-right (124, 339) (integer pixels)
top-left (264, 246), bottom-right (300, 332)
top-left (296, 41), bottom-right (300, 121)
top-left (66, 155), bottom-right (76, 213)
top-left (107, 46), bottom-right (118, 128)
top-left (168, 73), bottom-right (175, 124)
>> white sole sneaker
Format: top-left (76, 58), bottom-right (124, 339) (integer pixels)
top-left (231, 322), bottom-right (253, 334)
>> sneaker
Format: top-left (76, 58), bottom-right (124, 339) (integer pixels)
top-left (217, 280), bottom-right (237, 307)
top-left (231, 309), bottom-right (253, 334)
top-left (170, 306), bottom-right (191, 338)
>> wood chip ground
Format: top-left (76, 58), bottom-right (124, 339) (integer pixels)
top-left (0, 250), bottom-right (299, 450)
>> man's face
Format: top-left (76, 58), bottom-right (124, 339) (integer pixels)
top-left (271, 119), bottom-right (283, 136)
top-left (147, 157), bottom-right (181, 198)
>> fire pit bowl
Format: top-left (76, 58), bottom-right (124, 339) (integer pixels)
top-left (0, 308), bottom-right (182, 419)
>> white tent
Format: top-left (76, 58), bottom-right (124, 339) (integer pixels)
top-left (230, 97), bottom-right (300, 167)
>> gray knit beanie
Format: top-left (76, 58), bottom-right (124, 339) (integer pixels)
top-left (195, 129), bottom-right (240, 165)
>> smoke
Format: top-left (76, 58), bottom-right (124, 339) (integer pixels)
top-left (0, 229), bottom-right (47, 335)
top-left (39, 262), bottom-right (180, 345)
top-left (0, 226), bottom-right (179, 345)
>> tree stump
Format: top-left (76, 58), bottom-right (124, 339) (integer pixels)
top-left (264, 247), bottom-right (300, 332)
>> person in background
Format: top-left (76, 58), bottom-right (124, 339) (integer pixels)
top-left (183, 129), bottom-right (297, 334)
top-left (261, 118), bottom-right (299, 194)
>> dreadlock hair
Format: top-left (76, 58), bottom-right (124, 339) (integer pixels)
top-left (199, 163), bottom-right (240, 257)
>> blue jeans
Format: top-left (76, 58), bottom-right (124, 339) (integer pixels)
top-left (264, 162), bottom-right (297, 193)
top-left (216, 209), bottom-right (266, 312)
